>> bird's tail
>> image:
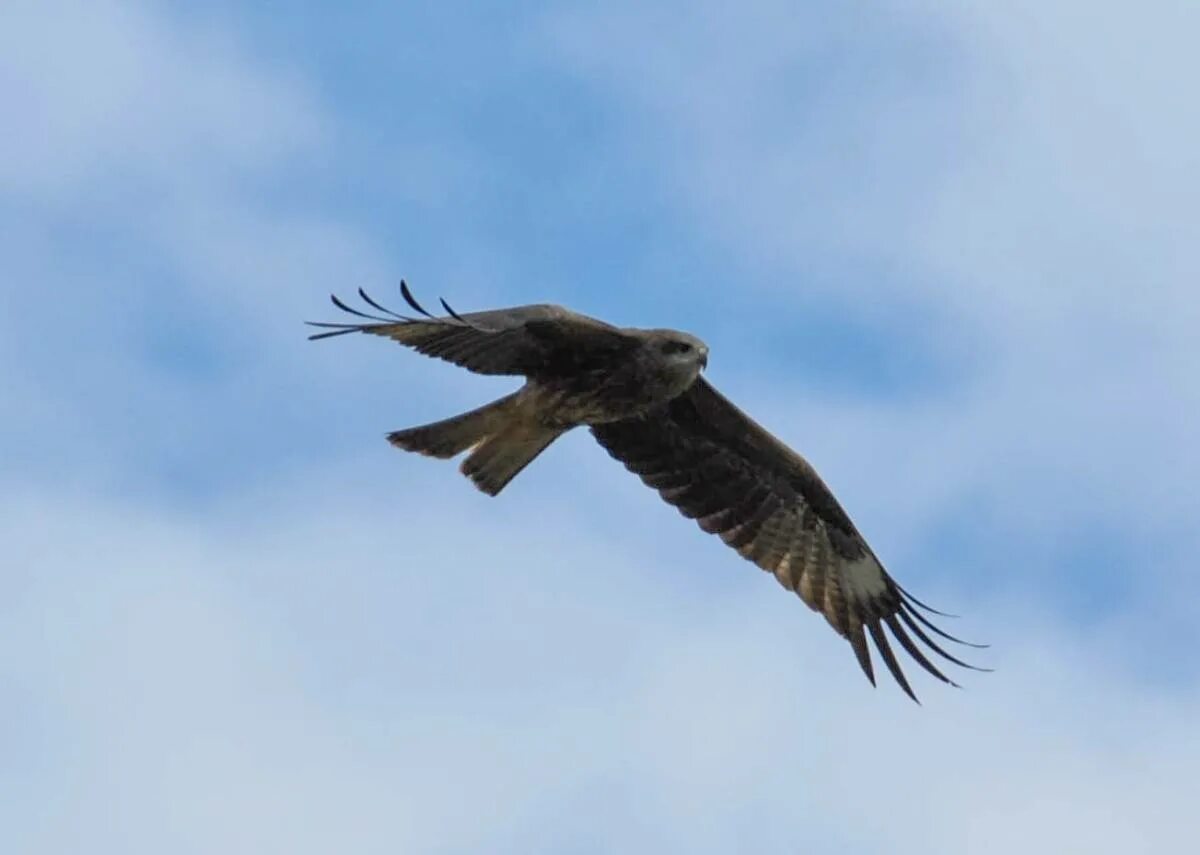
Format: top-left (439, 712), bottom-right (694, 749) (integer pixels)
top-left (386, 392), bottom-right (563, 496)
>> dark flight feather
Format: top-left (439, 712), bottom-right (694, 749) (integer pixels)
top-left (307, 284), bottom-right (637, 378)
top-left (591, 377), bottom-right (985, 699)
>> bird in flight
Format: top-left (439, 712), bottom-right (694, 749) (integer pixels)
top-left (309, 283), bottom-right (985, 700)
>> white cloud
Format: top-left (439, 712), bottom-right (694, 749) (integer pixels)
top-left (2, 481), bottom-right (1196, 853)
top-left (0, 0), bottom-right (403, 493)
top-left (0, 0), bottom-right (323, 203)
top-left (545, 0), bottom-right (1200, 547)
top-left (543, 0), bottom-right (965, 276)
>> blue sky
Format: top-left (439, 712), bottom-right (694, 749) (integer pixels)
top-left (3, 1), bottom-right (1199, 851)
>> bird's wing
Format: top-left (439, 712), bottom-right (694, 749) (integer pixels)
top-left (590, 376), bottom-right (985, 701)
top-left (308, 282), bottom-right (637, 377)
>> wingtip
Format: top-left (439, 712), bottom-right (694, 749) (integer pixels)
top-left (305, 322), bottom-right (361, 341)
top-left (903, 600), bottom-right (988, 649)
top-left (440, 296), bottom-right (467, 324)
top-left (896, 606), bottom-right (990, 673)
top-left (897, 584), bottom-right (961, 618)
top-left (868, 620), bottom-right (921, 703)
top-left (358, 286), bottom-right (412, 320)
top-left (849, 630), bottom-right (876, 688)
top-left (400, 279), bottom-right (434, 319)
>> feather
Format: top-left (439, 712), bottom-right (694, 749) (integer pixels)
top-left (590, 377), bottom-right (988, 700)
top-left (400, 279), bottom-right (436, 319)
top-left (358, 287), bottom-right (411, 320)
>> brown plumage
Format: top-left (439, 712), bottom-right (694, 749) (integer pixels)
top-left (308, 282), bottom-right (987, 700)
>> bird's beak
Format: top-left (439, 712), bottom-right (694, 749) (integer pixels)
top-left (699, 350), bottom-right (709, 370)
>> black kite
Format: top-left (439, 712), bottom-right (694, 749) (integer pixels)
top-left (309, 283), bottom-right (985, 700)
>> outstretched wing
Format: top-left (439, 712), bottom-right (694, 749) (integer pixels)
top-left (591, 377), bottom-right (986, 701)
top-left (308, 282), bottom-right (638, 378)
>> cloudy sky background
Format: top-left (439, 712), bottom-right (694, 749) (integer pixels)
top-left (3, 1), bottom-right (1198, 851)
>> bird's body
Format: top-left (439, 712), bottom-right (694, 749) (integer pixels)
top-left (498, 327), bottom-right (709, 428)
top-left (309, 283), bottom-right (985, 700)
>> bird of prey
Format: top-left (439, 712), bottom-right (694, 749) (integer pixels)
top-left (309, 283), bottom-right (985, 700)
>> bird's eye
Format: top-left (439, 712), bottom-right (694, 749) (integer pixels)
top-left (662, 341), bottom-right (692, 355)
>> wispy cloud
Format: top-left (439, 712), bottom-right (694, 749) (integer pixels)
top-left (546, 0), bottom-right (1200, 551)
top-left (1, 0), bottom-right (322, 202)
top-left (4, 481), bottom-right (1197, 853)
top-left (3, 1), bottom-right (1198, 852)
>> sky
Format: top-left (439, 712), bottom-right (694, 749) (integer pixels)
top-left (2, 1), bottom-right (1198, 852)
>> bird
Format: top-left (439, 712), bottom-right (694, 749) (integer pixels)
top-left (308, 282), bottom-right (986, 700)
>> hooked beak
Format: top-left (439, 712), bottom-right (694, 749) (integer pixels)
top-left (699, 350), bottom-right (709, 370)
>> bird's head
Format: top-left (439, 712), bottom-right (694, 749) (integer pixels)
top-left (646, 328), bottom-right (709, 388)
